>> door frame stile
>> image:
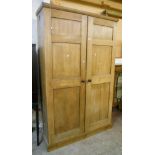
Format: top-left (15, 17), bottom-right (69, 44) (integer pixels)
top-left (108, 22), bottom-right (117, 124)
top-left (85, 16), bottom-right (93, 132)
top-left (80, 15), bottom-right (87, 133)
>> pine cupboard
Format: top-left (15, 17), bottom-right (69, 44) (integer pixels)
top-left (37, 3), bottom-right (118, 151)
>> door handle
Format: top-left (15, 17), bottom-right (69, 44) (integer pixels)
top-left (87, 79), bottom-right (92, 82)
top-left (81, 80), bottom-right (85, 83)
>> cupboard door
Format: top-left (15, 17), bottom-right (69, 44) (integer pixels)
top-left (47, 9), bottom-right (87, 144)
top-left (85, 16), bottom-right (116, 132)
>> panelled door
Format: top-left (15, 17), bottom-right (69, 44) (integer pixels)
top-left (48, 9), bottom-right (87, 144)
top-left (85, 16), bottom-right (116, 132)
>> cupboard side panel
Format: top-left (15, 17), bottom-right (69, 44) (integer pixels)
top-left (37, 8), bottom-right (53, 145)
top-left (37, 9), bottom-right (48, 144)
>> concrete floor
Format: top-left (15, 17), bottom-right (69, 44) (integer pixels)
top-left (32, 109), bottom-right (122, 155)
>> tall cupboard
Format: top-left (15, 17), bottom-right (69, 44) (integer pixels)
top-left (37, 2), bottom-right (118, 151)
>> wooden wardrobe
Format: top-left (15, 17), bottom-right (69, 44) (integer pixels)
top-left (37, 3), bottom-right (118, 151)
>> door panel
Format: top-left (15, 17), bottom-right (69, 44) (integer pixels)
top-left (48, 10), bottom-right (87, 143)
top-left (51, 18), bottom-right (81, 43)
top-left (92, 45), bottom-right (112, 75)
top-left (53, 43), bottom-right (80, 78)
top-left (53, 87), bottom-right (80, 135)
top-left (89, 83), bottom-right (110, 125)
top-left (85, 16), bottom-right (116, 132)
top-left (93, 25), bottom-right (113, 40)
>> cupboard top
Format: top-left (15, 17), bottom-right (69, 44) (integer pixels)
top-left (36, 2), bottom-right (118, 22)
